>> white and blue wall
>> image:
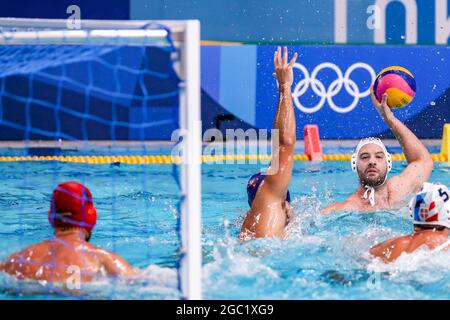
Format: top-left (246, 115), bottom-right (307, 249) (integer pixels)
top-left (0, 0), bottom-right (449, 139)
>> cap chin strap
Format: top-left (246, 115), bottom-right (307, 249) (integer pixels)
top-left (363, 186), bottom-right (376, 207)
top-left (361, 172), bottom-right (390, 207)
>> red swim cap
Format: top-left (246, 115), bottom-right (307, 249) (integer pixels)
top-left (48, 182), bottom-right (97, 233)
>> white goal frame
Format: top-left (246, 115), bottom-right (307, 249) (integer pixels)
top-left (0, 18), bottom-right (202, 300)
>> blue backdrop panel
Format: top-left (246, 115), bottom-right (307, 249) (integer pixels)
top-left (0, 0), bottom-right (129, 20)
top-left (131, 0), bottom-right (450, 45)
top-left (1, 0), bottom-right (448, 45)
top-left (0, 46), bottom-right (179, 141)
top-left (201, 45), bottom-right (450, 139)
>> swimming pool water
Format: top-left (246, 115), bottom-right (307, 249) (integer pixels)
top-left (0, 151), bottom-right (449, 299)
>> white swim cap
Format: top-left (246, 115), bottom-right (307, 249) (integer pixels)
top-left (351, 137), bottom-right (392, 173)
top-left (409, 182), bottom-right (450, 229)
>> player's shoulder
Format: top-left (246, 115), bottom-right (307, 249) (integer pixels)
top-left (1, 241), bottom-right (46, 266)
top-left (19, 240), bottom-right (52, 254)
top-left (382, 235), bottom-right (413, 256)
top-left (378, 235), bottom-right (411, 251)
top-left (386, 174), bottom-right (418, 204)
top-left (386, 174), bottom-right (401, 188)
top-left (394, 234), bottom-right (413, 245)
top-left (386, 175), bottom-right (406, 196)
top-left (416, 232), bottom-right (448, 250)
top-left (86, 243), bottom-right (119, 261)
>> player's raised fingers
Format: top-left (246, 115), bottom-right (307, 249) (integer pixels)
top-left (381, 93), bottom-right (389, 107)
top-left (277, 46), bottom-right (282, 65)
top-left (288, 52), bottom-right (298, 67)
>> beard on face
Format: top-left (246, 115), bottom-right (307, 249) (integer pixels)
top-left (357, 167), bottom-right (387, 188)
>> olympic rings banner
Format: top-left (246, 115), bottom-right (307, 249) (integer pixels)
top-left (201, 45), bottom-right (450, 139)
top-left (1, 44), bottom-right (448, 141)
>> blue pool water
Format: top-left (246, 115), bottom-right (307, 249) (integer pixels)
top-left (0, 146), bottom-right (449, 299)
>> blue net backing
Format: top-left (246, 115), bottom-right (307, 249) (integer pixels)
top-left (0, 43), bottom-right (180, 142)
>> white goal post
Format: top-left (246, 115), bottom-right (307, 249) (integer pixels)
top-left (0, 18), bottom-right (202, 300)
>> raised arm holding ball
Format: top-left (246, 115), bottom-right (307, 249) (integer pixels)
top-left (321, 74), bottom-right (434, 214)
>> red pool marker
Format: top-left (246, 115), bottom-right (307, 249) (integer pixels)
top-left (304, 124), bottom-right (323, 161)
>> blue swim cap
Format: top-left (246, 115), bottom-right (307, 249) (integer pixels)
top-left (247, 172), bottom-right (291, 207)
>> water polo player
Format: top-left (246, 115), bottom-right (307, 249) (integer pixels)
top-left (239, 47), bottom-right (298, 240)
top-left (370, 182), bottom-right (450, 263)
top-left (0, 182), bottom-right (136, 284)
top-left (321, 87), bottom-right (433, 214)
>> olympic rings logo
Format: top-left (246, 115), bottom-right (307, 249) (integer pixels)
top-left (292, 62), bottom-right (376, 114)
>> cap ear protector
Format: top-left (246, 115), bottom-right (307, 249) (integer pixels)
top-left (351, 137), bottom-right (392, 173)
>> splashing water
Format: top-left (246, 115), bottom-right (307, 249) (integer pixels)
top-left (1, 150), bottom-right (449, 299)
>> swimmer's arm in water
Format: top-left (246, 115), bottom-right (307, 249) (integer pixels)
top-left (321, 193), bottom-right (363, 215)
top-left (370, 86), bottom-right (433, 200)
top-left (370, 236), bottom-right (411, 263)
top-left (320, 200), bottom-right (354, 215)
top-left (100, 250), bottom-right (137, 278)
